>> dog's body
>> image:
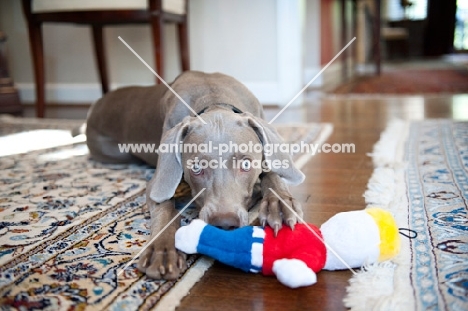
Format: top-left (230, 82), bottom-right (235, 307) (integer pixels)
top-left (86, 71), bottom-right (305, 279)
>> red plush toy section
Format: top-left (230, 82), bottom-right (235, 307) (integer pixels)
top-left (262, 224), bottom-right (327, 275)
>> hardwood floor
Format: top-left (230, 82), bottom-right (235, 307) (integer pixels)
top-left (177, 95), bottom-right (466, 311)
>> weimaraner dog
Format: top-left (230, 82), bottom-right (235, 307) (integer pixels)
top-left (85, 71), bottom-right (305, 279)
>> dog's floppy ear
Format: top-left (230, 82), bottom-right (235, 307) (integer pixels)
top-left (245, 114), bottom-right (305, 185)
top-left (149, 119), bottom-right (191, 203)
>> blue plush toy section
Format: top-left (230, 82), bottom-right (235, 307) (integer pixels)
top-left (197, 225), bottom-right (264, 273)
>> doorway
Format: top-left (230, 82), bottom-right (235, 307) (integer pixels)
top-left (454, 0), bottom-right (468, 51)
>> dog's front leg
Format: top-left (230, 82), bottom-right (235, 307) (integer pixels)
top-left (138, 198), bottom-right (186, 280)
top-left (259, 172), bottom-right (303, 235)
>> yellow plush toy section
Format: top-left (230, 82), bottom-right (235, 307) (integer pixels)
top-left (366, 207), bottom-right (400, 261)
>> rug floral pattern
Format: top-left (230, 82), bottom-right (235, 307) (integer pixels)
top-left (406, 120), bottom-right (468, 310)
top-left (0, 116), bottom-right (327, 310)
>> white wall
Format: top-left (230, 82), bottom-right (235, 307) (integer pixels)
top-left (0, 0), bottom-right (319, 106)
top-left (303, 0), bottom-right (321, 85)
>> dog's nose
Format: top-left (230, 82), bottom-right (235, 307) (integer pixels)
top-left (209, 212), bottom-right (240, 230)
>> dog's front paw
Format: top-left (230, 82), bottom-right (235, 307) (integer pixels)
top-left (137, 230), bottom-right (186, 280)
top-left (259, 188), bottom-right (303, 235)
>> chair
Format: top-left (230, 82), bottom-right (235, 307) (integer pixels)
top-left (381, 26), bottom-right (409, 60)
top-left (21, 0), bottom-right (190, 118)
top-left (0, 31), bottom-right (23, 116)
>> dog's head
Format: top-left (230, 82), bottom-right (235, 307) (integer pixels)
top-left (149, 108), bottom-right (304, 229)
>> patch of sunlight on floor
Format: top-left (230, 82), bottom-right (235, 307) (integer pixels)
top-left (452, 95), bottom-right (468, 120)
top-left (37, 144), bottom-right (89, 162)
top-left (0, 130), bottom-right (86, 157)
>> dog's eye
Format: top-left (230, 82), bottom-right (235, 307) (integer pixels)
top-left (191, 163), bottom-right (202, 175)
top-left (241, 159), bottom-right (251, 172)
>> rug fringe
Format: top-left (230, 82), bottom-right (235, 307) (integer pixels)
top-left (367, 119), bottom-right (408, 169)
top-left (343, 262), bottom-right (396, 310)
top-left (344, 119), bottom-right (415, 310)
top-left (363, 168), bottom-right (395, 208)
top-left (153, 257), bottom-right (214, 311)
top-left (294, 123), bottom-right (334, 169)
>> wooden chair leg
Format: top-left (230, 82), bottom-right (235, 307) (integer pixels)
top-left (178, 19), bottom-right (190, 71)
top-left (373, 0), bottom-right (381, 75)
top-left (26, 22), bottom-right (45, 118)
top-left (150, 15), bottom-right (164, 83)
top-left (91, 25), bottom-right (109, 94)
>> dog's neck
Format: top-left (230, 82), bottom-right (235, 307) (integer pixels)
top-left (196, 103), bottom-right (243, 116)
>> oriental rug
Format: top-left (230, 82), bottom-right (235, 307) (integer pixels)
top-left (345, 119), bottom-right (468, 311)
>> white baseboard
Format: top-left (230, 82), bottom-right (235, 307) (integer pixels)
top-left (304, 57), bottom-right (356, 91)
top-left (244, 81), bottom-right (280, 105)
top-left (303, 62), bottom-right (343, 89)
top-left (321, 61), bottom-right (342, 89)
top-left (17, 83), bottom-right (112, 104)
top-left (17, 81), bottom-right (282, 106)
top-left (303, 67), bottom-right (324, 86)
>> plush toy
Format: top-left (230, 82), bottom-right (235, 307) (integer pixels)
top-left (175, 208), bottom-right (401, 288)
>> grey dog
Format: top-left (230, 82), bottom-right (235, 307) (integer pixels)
top-left (85, 71), bottom-right (305, 279)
